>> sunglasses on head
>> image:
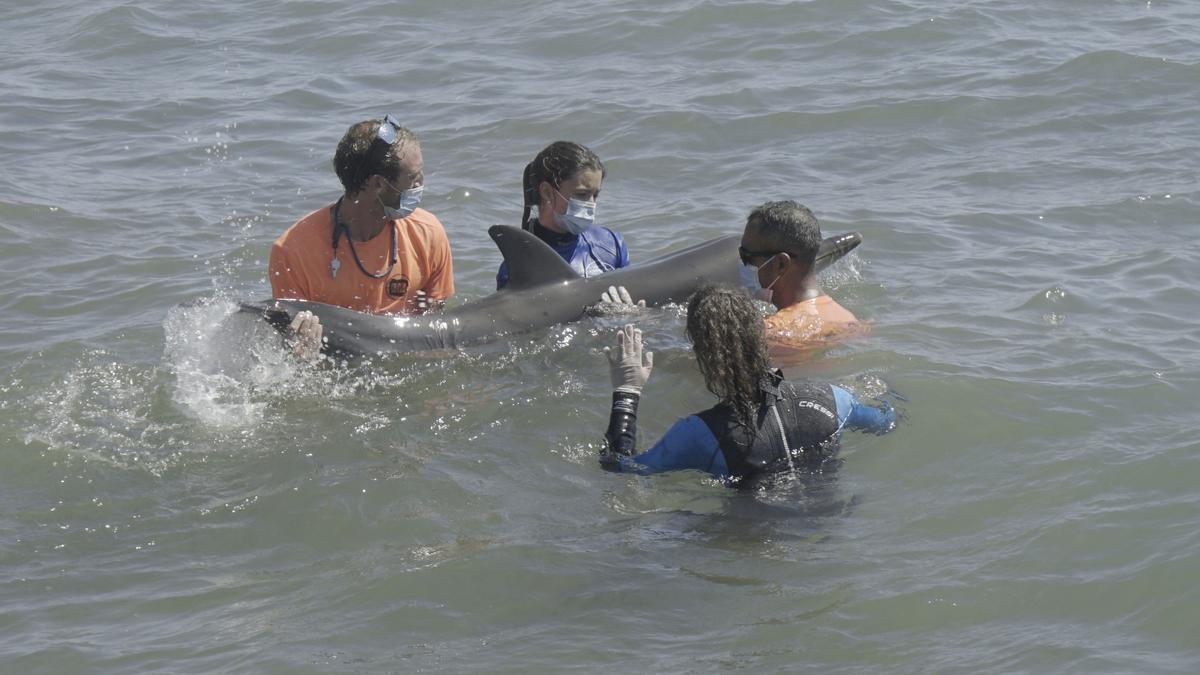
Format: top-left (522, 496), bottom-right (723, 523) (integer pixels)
top-left (376, 113), bottom-right (403, 145)
top-left (350, 113), bottom-right (404, 188)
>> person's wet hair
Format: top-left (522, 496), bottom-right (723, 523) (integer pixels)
top-left (746, 201), bottom-right (822, 269)
top-left (521, 141), bottom-right (605, 229)
top-left (333, 118), bottom-right (419, 197)
top-left (686, 284), bottom-right (771, 431)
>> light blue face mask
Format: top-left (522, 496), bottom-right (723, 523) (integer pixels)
top-left (739, 254), bottom-right (781, 303)
top-left (551, 188), bottom-right (597, 235)
top-left (380, 181), bottom-right (424, 220)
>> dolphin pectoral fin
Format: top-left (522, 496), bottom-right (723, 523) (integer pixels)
top-left (815, 232), bottom-right (862, 273)
top-left (489, 225), bottom-right (580, 290)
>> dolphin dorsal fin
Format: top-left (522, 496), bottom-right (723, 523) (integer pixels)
top-left (489, 225), bottom-right (580, 290)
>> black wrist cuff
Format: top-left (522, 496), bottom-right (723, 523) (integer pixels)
top-left (612, 390), bottom-right (640, 414)
top-left (603, 390), bottom-right (641, 462)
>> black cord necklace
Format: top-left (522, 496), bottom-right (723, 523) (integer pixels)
top-left (330, 198), bottom-right (399, 279)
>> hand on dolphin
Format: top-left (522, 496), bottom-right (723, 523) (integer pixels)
top-left (287, 310), bottom-right (324, 362)
top-left (604, 323), bottom-right (654, 394)
top-left (589, 285), bottom-right (647, 317)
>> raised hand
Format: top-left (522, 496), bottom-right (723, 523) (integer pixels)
top-left (603, 323), bottom-right (654, 394)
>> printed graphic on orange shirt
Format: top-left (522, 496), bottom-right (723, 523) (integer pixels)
top-left (387, 276), bottom-right (409, 298)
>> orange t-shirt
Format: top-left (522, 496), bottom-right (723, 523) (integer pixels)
top-left (268, 204), bottom-right (454, 314)
top-left (764, 295), bottom-right (867, 360)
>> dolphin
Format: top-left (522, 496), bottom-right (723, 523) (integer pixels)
top-left (239, 225), bottom-right (862, 357)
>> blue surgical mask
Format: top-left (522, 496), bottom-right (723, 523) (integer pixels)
top-left (739, 254), bottom-right (780, 303)
top-left (380, 181), bottom-right (424, 220)
top-left (551, 189), bottom-right (596, 235)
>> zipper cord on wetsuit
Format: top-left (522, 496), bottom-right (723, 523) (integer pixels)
top-left (770, 401), bottom-right (798, 475)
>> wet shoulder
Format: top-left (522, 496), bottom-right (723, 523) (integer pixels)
top-left (398, 208), bottom-right (449, 243)
top-left (401, 207), bottom-right (443, 229)
top-left (810, 295), bottom-right (860, 323)
top-left (275, 204), bottom-right (335, 249)
top-left (765, 296), bottom-right (869, 347)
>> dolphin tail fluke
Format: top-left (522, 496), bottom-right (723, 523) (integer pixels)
top-left (489, 225), bottom-right (580, 290)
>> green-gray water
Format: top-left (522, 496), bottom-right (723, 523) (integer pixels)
top-left (2, 1), bottom-right (1198, 672)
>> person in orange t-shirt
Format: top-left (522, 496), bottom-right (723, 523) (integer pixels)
top-left (737, 201), bottom-right (866, 362)
top-left (268, 115), bottom-right (454, 359)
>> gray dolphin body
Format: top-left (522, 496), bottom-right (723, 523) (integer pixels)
top-left (240, 225), bottom-right (862, 356)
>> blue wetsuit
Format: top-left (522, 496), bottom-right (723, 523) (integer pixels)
top-left (496, 221), bottom-right (630, 289)
top-left (603, 371), bottom-right (895, 486)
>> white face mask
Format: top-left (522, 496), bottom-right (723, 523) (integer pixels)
top-left (550, 187), bottom-right (597, 235)
top-left (380, 181), bottom-right (424, 220)
top-left (739, 254), bottom-right (781, 303)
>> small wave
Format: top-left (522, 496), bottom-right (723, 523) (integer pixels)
top-left (163, 295), bottom-right (319, 429)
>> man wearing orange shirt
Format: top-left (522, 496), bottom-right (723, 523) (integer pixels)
top-left (738, 201), bottom-right (865, 360)
top-left (269, 115), bottom-right (454, 358)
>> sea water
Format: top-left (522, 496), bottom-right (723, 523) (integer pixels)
top-left (2, 0), bottom-right (1199, 671)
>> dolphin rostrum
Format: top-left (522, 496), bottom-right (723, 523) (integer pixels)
top-left (240, 225), bottom-right (862, 357)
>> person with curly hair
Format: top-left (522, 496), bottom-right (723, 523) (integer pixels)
top-left (600, 285), bottom-right (894, 486)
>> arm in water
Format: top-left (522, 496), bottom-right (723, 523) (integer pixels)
top-left (831, 385), bottom-right (897, 433)
top-left (600, 324), bottom-right (725, 475)
top-left (601, 324), bottom-right (652, 467)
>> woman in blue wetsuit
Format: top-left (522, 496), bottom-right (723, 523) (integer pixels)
top-left (496, 141), bottom-right (630, 289)
top-left (601, 285), bottom-right (896, 488)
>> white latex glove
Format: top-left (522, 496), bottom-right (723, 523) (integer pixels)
top-left (287, 310), bottom-right (324, 362)
top-left (603, 323), bottom-right (654, 394)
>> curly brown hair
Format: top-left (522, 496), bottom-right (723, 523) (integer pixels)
top-left (686, 285), bottom-right (771, 430)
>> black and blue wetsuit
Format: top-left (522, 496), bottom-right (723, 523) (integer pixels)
top-left (603, 371), bottom-right (895, 486)
top-left (496, 222), bottom-right (630, 289)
